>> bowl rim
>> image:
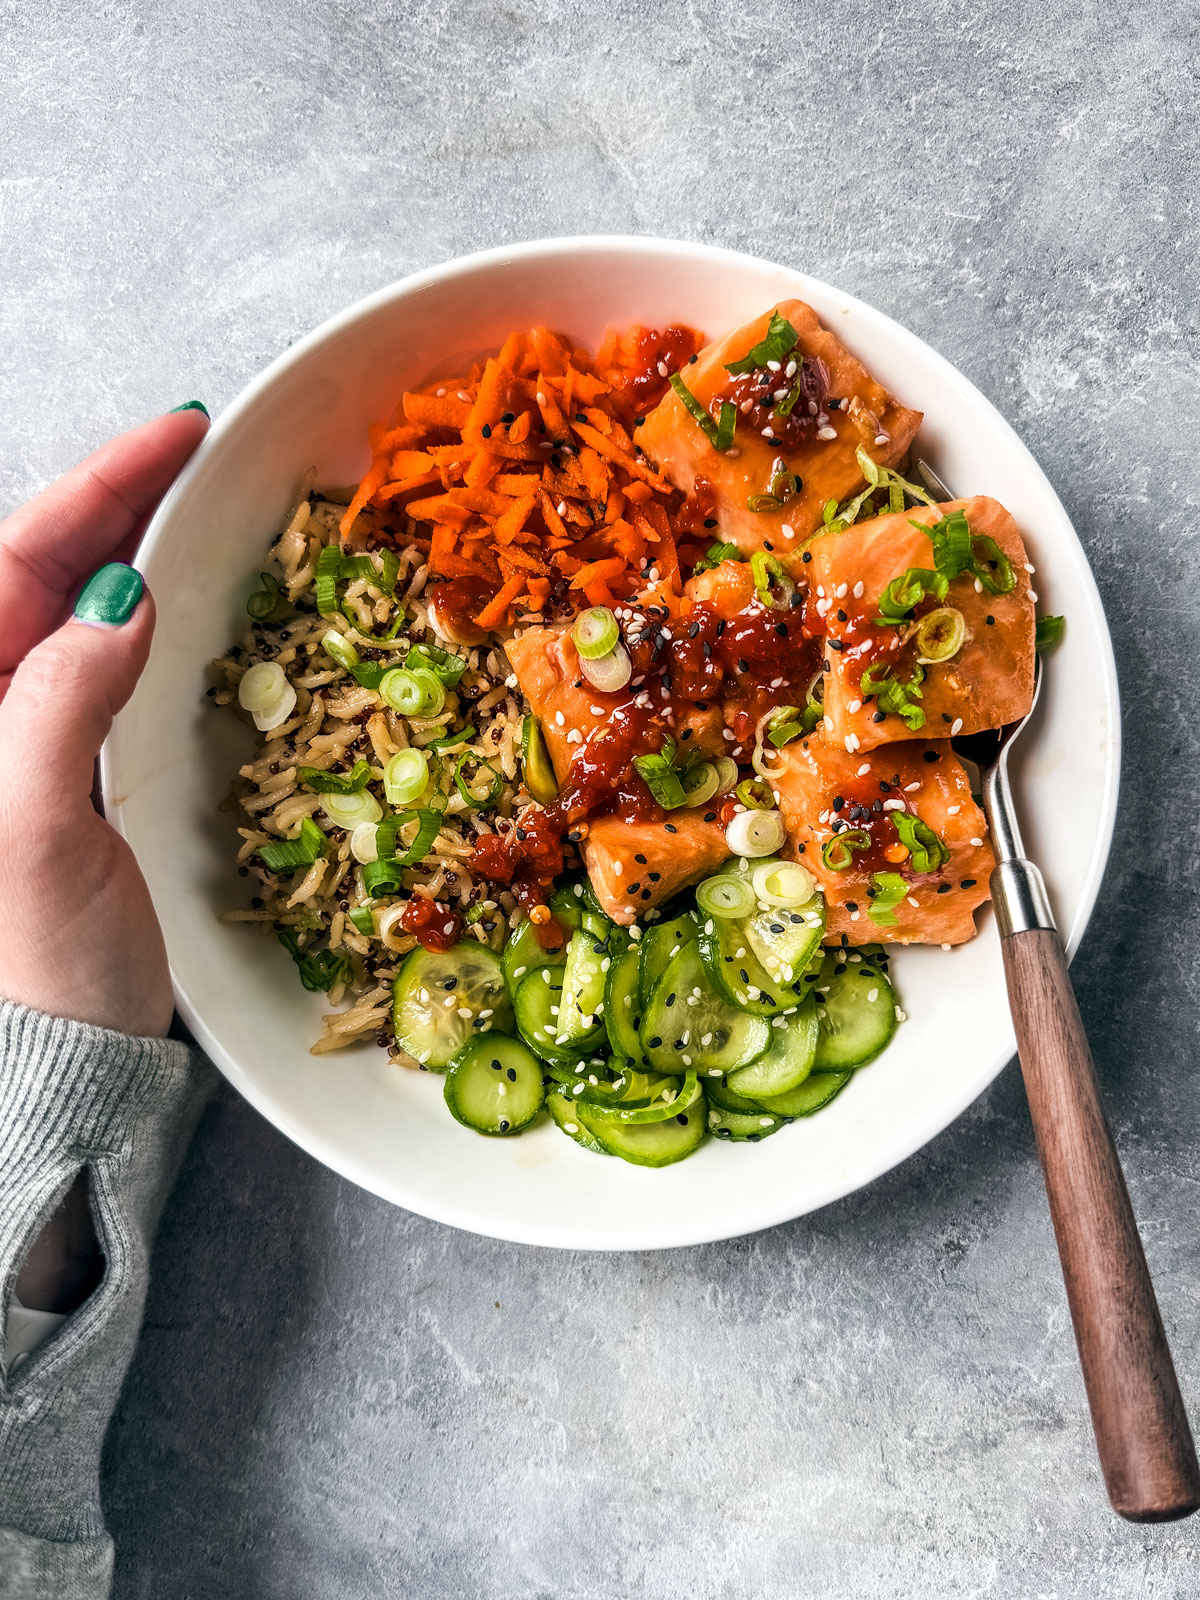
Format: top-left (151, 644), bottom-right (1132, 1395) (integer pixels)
top-left (104, 234), bottom-right (1121, 1249)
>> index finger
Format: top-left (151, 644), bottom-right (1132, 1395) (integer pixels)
top-left (0, 407), bottom-right (209, 681)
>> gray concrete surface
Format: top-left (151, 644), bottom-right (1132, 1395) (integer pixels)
top-left (3, 1), bottom-right (1199, 1594)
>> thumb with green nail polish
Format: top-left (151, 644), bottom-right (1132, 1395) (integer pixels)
top-left (73, 562), bottom-right (145, 626)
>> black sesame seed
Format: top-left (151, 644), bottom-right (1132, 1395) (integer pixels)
top-left (802, 551), bottom-right (812, 563)
top-left (836, 609), bottom-right (847, 622)
top-left (676, 1113), bottom-right (689, 1125)
top-left (703, 812), bottom-right (716, 824)
top-left (664, 823), bottom-right (677, 833)
top-left (665, 993), bottom-right (676, 1006)
top-left (640, 889), bottom-right (651, 900)
top-left (648, 1036), bottom-right (663, 1048)
top-left (832, 796), bottom-right (844, 811)
top-left (775, 622), bottom-right (788, 637)
top-left (936, 884), bottom-right (951, 895)
top-left (845, 902), bottom-right (858, 913)
top-left (703, 517), bottom-right (718, 528)
top-left (960, 878), bottom-right (977, 888)
top-left (481, 423), bottom-right (492, 438)
top-left (873, 710), bottom-right (887, 722)
top-left (507, 1067), bottom-right (517, 1081)
top-left (634, 853), bottom-right (648, 864)
top-left (491, 1058), bottom-right (502, 1070)
top-left (498, 1118), bottom-right (510, 1132)
top-left (648, 871), bottom-right (661, 882)
top-left (923, 751), bottom-right (941, 763)
top-left (444, 978), bottom-right (458, 990)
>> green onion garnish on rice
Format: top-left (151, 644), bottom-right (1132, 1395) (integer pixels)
top-left (257, 817), bottom-right (327, 872)
top-left (299, 758), bottom-right (373, 795)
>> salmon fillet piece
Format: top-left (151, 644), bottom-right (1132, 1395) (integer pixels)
top-left (504, 623), bottom-right (731, 925)
top-left (771, 732), bottom-right (995, 946)
top-left (809, 496), bottom-right (1035, 754)
top-left (639, 299), bottom-right (921, 558)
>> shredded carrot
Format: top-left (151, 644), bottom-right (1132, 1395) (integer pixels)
top-left (339, 322), bottom-right (704, 626)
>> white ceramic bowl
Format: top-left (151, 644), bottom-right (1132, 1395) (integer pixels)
top-left (102, 238), bottom-right (1119, 1250)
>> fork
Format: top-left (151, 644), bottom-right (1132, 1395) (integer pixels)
top-left (918, 459), bottom-right (1200, 1522)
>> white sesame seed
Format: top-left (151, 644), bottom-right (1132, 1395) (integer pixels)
top-left (941, 942), bottom-right (952, 951)
top-left (970, 836), bottom-right (983, 847)
top-left (824, 715), bottom-right (835, 733)
top-left (761, 427), bottom-right (776, 438)
top-left (867, 988), bottom-right (879, 1002)
top-left (875, 432), bottom-right (890, 445)
top-left (456, 1006), bottom-right (472, 1018)
top-left (907, 896), bottom-right (920, 908)
top-left (853, 581), bottom-right (864, 598)
top-left (536, 391), bottom-right (546, 405)
top-left (766, 359), bottom-right (781, 372)
top-left (950, 717), bottom-right (963, 736)
top-left (974, 577), bottom-right (983, 593)
top-left (567, 729), bottom-right (581, 744)
top-left (557, 501), bottom-right (567, 516)
top-left (904, 781), bottom-right (921, 792)
top-left (657, 360), bottom-right (669, 377)
top-left (785, 359), bottom-right (797, 377)
top-left (856, 762), bottom-right (870, 777)
top-left (554, 711), bottom-right (565, 726)
top-left (818, 426), bottom-right (837, 440)
top-left (564, 1122), bottom-right (578, 1134)
top-left (836, 583), bottom-right (848, 598)
top-left (883, 798), bottom-right (905, 811)
top-left (781, 523), bottom-right (794, 538)
top-left (848, 699), bottom-right (862, 714)
top-left (497, 1082), bottom-right (508, 1097)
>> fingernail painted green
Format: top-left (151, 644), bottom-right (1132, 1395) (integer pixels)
top-left (74, 564), bottom-right (144, 626)
top-left (170, 399), bottom-right (209, 417)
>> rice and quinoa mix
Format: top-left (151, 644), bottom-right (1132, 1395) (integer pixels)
top-left (209, 489), bottom-right (568, 1058)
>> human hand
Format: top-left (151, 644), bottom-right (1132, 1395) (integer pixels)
top-left (0, 408), bottom-right (209, 1038)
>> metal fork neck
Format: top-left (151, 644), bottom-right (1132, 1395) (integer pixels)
top-left (981, 755), bottom-right (1057, 937)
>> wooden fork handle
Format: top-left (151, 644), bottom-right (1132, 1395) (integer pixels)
top-left (1002, 926), bottom-right (1200, 1520)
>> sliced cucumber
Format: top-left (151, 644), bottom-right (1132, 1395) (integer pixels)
top-left (698, 912), bottom-right (794, 1016)
top-left (443, 1034), bottom-right (545, 1134)
top-left (705, 1076), bottom-right (773, 1114)
top-left (758, 1069), bottom-right (852, 1117)
top-left (555, 926), bottom-right (609, 1049)
top-left (727, 997), bottom-right (818, 1098)
top-left (576, 1095), bottom-right (707, 1167)
top-left (512, 970), bottom-right (607, 1069)
top-left (637, 913), bottom-right (697, 1010)
top-left (558, 1066), bottom-right (675, 1110)
top-left (705, 1103), bottom-right (790, 1142)
top-left (604, 945), bottom-right (645, 1063)
top-left (640, 941), bottom-right (770, 1077)
top-left (502, 916), bottom-right (566, 996)
top-left (547, 1087), bottom-right (606, 1152)
top-left (392, 944), bottom-right (512, 1070)
top-left (584, 1071), bottom-right (700, 1125)
top-left (813, 954), bottom-right (897, 1071)
top-left (745, 900), bottom-right (825, 986)
top-left (549, 882), bottom-right (610, 941)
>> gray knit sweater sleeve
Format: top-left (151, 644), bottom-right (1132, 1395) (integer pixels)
top-left (0, 1001), bottom-right (214, 1599)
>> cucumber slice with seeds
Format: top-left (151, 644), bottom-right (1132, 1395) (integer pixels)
top-left (575, 1095), bottom-right (707, 1167)
top-left (813, 954), bottom-right (897, 1071)
top-left (641, 942), bottom-right (770, 1077)
top-left (745, 900), bottom-right (825, 984)
top-left (637, 913), bottom-right (697, 1010)
top-left (547, 1086), bottom-right (607, 1152)
top-left (704, 1077), bottom-right (773, 1114)
top-left (502, 916), bottom-right (565, 996)
top-left (443, 1033), bottom-right (545, 1134)
top-left (727, 996), bottom-right (818, 1098)
top-left (555, 926), bottom-right (609, 1049)
top-left (705, 1103), bottom-right (790, 1142)
top-left (758, 1069), bottom-right (852, 1117)
top-left (513, 970), bottom-right (607, 1070)
top-left (392, 944), bottom-right (512, 1070)
top-left (604, 945), bottom-right (645, 1063)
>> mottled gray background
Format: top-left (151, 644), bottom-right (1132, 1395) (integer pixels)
top-left (3, 0), bottom-right (1198, 1595)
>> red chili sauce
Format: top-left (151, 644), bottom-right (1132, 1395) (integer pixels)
top-left (714, 352), bottom-right (832, 455)
top-left (620, 325), bottom-right (703, 415)
top-left (400, 895), bottom-right (464, 953)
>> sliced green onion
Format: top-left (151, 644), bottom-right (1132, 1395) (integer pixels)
top-left (821, 830), bottom-right (871, 871)
top-left (428, 725), bottom-right (476, 750)
top-left (695, 873), bottom-right (758, 920)
top-left (379, 667), bottom-right (446, 718)
top-left (680, 760), bottom-right (720, 808)
top-left (875, 567), bottom-right (948, 624)
top-left (712, 401), bottom-right (736, 452)
top-left (751, 859), bottom-right (815, 908)
top-left (257, 817), bottom-right (327, 872)
top-left (351, 662), bottom-right (388, 690)
top-left (868, 871), bottom-right (910, 927)
top-left (521, 716), bottom-right (558, 804)
top-left (454, 751), bottom-right (503, 810)
top-left (464, 902), bottom-right (488, 926)
top-left (765, 705), bottom-right (804, 748)
top-left (748, 493), bottom-right (782, 513)
top-left (916, 606), bottom-right (967, 664)
top-left (735, 777), bottom-right (774, 810)
top-left (347, 606), bottom-right (406, 643)
top-left (724, 311), bottom-right (799, 375)
top-left (633, 750), bottom-right (688, 810)
top-left (350, 821), bottom-right (380, 863)
top-left (726, 808), bottom-right (785, 857)
top-left (323, 789), bottom-right (383, 830)
top-left (299, 758), bottom-right (373, 795)
top-left (384, 748), bottom-right (430, 806)
top-left (315, 544), bottom-right (343, 615)
top-left (362, 807), bottom-right (443, 897)
top-left (404, 641), bottom-right (467, 685)
top-left (246, 571), bottom-right (281, 621)
top-left (925, 508), bottom-right (972, 576)
top-left (692, 540), bottom-right (741, 574)
top-left (775, 361), bottom-right (809, 419)
top-left (572, 606), bottom-right (619, 660)
top-left (669, 374), bottom-right (737, 453)
top-left (377, 549), bottom-right (400, 596)
top-left (277, 930), bottom-right (351, 994)
top-left (362, 858), bottom-right (404, 898)
top-left (579, 641), bottom-right (632, 694)
top-left (890, 813), bottom-right (949, 874)
top-left (859, 662), bottom-right (926, 732)
top-left (1035, 614), bottom-right (1065, 652)
top-left (339, 554), bottom-right (377, 584)
top-left (750, 551), bottom-right (796, 609)
top-left (346, 906), bottom-right (376, 936)
top-left (713, 756), bottom-right (739, 794)
top-left (321, 629), bottom-right (361, 672)
top-left (748, 462), bottom-right (799, 513)
top-left (237, 660), bottom-right (288, 714)
top-left (970, 535), bottom-right (1016, 594)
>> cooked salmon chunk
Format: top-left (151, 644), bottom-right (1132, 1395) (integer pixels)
top-left (771, 732), bottom-right (995, 946)
top-left (504, 623), bottom-right (731, 924)
top-left (809, 496), bottom-right (1035, 754)
top-left (639, 299), bottom-right (921, 557)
